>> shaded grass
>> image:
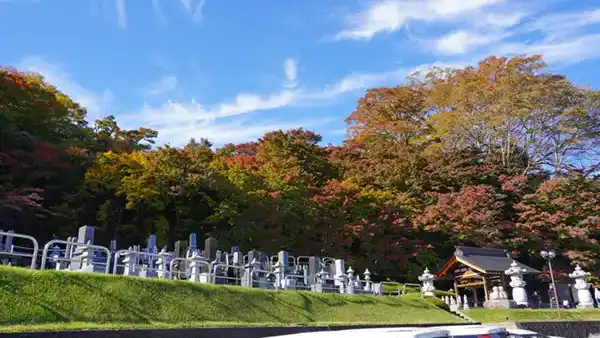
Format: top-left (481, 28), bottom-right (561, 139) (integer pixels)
top-left (0, 266), bottom-right (462, 332)
top-left (465, 309), bottom-right (600, 323)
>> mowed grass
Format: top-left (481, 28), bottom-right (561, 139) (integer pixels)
top-left (0, 266), bottom-right (462, 332)
top-left (465, 308), bottom-right (600, 323)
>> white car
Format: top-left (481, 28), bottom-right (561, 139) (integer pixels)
top-left (266, 325), bottom-right (563, 338)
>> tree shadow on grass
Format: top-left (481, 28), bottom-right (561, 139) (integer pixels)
top-left (0, 279), bottom-right (72, 325)
top-left (219, 287), bottom-right (315, 323)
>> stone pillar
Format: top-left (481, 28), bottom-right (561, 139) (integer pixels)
top-left (156, 248), bottom-right (170, 279)
top-left (122, 248), bottom-right (136, 276)
top-left (188, 252), bottom-right (202, 282)
top-left (336, 271), bottom-right (347, 294)
top-left (346, 267), bottom-right (355, 294)
top-left (504, 260), bottom-right (528, 306)
top-left (334, 259), bottom-right (345, 286)
top-left (418, 268), bottom-right (436, 297)
top-left (273, 261), bottom-right (285, 290)
top-left (462, 294), bottom-right (470, 309)
top-left (78, 241), bottom-right (95, 273)
top-left (569, 265), bottom-right (594, 308)
top-left (139, 264), bottom-right (148, 278)
top-left (364, 269), bottom-right (372, 291)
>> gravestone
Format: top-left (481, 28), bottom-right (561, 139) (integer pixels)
top-left (334, 259), bottom-right (345, 286)
top-left (70, 225), bottom-right (95, 270)
top-left (109, 240), bottom-right (117, 252)
top-left (308, 257), bottom-right (319, 281)
top-left (258, 251), bottom-right (270, 270)
top-left (278, 251), bottom-right (289, 268)
top-left (205, 237), bottom-right (218, 261)
top-left (173, 240), bottom-right (188, 279)
top-left (174, 240), bottom-right (188, 258)
top-left (189, 233), bottom-right (197, 250)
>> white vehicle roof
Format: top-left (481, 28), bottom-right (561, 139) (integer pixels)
top-left (266, 325), bottom-right (508, 338)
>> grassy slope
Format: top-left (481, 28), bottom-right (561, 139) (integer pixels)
top-left (0, 266), bottom-right (462, 332)
top-left (465, 309), bottom-right (600, 323)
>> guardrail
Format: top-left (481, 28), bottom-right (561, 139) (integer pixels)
top-left (41, 239), bottom-right (111, 274)
top-left (0, 230), bottom-right (39, 269)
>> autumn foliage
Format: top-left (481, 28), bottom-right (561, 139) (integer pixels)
top-left (1, 55), bottom-right (600, 281)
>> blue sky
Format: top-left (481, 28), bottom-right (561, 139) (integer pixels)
top-left (1, 0), bottom-right (600, 147)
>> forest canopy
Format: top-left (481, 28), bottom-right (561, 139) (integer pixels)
top-left (1, 55), bottom-right (599, 281)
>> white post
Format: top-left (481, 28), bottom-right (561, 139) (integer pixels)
top-left (364, 269), bottom-right (372, 291)
top-left (122, 247), bottom-right (136, 276)
top-left (273, 261), bottom-right (284, 290)
top-left (346, 267), bottom-right (355, 294)
top-left (139, 264), bottom-right (148, 278)
top-left (156, 248), bottom-right (170, 279)
top-left (418, 268), bottom-right (436, 297)
top-left (78, 241), bottom-right (95, 273)
top-left (189, 252), bottom-right (201, 282)
top-left (569, 265), bottom-right (594, 308)
top-left (463, 294), bottom-right (470, 309)
top-left (504, 261), bottom-right (528, 306)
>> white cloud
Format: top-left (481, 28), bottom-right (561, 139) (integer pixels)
top-left (310, 68), bottom-right (406, 100)
top-left (115, 0), bottom-right (126, 29)
top-left (334, 0), bottom-right (507, 40)
top-left (144, 76), bottom-right (178, 96)
top-left (19, 57), bottom-right (113, 121)
top-left (284, 58), bottom-right (298, 89)
top-left (180, 0), bottom-right (206, 22)
top-left (13, 55), bottom-right (478, 147)
top-left (434, 30), bottom-right (506, 55)
top-left (494, 34), bottom-right (600, 64)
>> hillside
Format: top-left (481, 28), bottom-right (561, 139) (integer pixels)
top-left (0, 266), bottom-right (462, 332)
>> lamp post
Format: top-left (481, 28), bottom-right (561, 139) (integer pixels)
top-left (541, 250), bottom-right (560, 318)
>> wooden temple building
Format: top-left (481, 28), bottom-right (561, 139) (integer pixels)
top-left (436, 247), bottom-right (540, 305)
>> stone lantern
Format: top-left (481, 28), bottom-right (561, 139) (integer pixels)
top-left (364, 269), bottom-right (372, 291)
top-left (569, 265), bottom-right (594, 308)
top-left (504, 261), bottom-right (528, 306)
top-left (418, 268), bottom-right (436, 297)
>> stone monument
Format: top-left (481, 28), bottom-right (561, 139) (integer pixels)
top-left (505, 260), bottom-right (528, 306)
top-left (483, 285), bottom-right (517, 308)
top-left (569, 265), bottom-right (594, 308)
top-left (418, 268), bottom-right (436, 297)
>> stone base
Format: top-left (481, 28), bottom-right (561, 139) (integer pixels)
top-left (483, 299), bottom-right (518, 309)
top-left (577, 303), bottom-right (595, 309)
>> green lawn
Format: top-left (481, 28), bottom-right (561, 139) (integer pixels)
top-left (465, 308), bottom-right (600, 323)
top-left (0, 266), bottom-right (462, 332)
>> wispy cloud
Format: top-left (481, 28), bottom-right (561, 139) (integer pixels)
top-left (180, 0), bottom-right (206, 22)
top-left (15, 55), bottom-right (472, 147)
top-left (115, 0), bottom-right (126, 29)
top-left (284, 58), bottom-right (298, 89)
top-left (334, 0), bottom-right (507, 41)
top-left (152, 0), bottom-right (168, 26)
top-left (494, 34), bottom-right (600, 64)
top-left (19, 57), bottom-right (113, 121)
top-left (144, 76), bottom-right (178, 96)
top-left (338, 1), bottom-right (600, 66)
top-left (433, 30), bottom-right (508, 55)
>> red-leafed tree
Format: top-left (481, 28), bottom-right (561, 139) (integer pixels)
top-left (414, 185), bottom-right (515, 247)
top-left (515, 174), bottom-right (600, 270)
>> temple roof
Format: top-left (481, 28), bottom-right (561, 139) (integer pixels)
top-left (436, 246), bottom-right (541, 279)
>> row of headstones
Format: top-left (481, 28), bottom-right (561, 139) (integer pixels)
top-left (3, 226), bottom-right (438, 297)
top-left (40, 226), bottom-right (385, 294)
